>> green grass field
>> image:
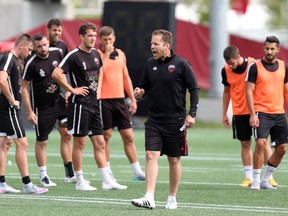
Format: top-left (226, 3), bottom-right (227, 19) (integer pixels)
top-left (2, 126), bottom-right (288, 216)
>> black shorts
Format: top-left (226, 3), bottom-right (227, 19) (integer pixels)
top-left (254, 112), bottom-right (288, 145)
top-left (67, 103), bottom-right (102, 136)
top-left (0, 107), bottom-right (26, 139)
top-left (35, 100), bottom-right (67, 141)
top-left (145, 120), bottom-right (188, 157)
top-left (232, 114), bottom-right (252, 141)
top-left (100, 99), bottom-right (132, 130)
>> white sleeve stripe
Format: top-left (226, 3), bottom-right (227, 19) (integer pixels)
top-left (22, 54), bottom-right (37, 79)
top-left (3, 52), bottom-right (13, 71)
top-left (59, 48), bottom-right (78, 68)
top-left (245, 62), bottom-right (256, 81)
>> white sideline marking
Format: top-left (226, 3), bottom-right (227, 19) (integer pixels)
top-left (1, 195), bottom-right (288, 213)
top-left (7, 151), bottom-right (242, 161)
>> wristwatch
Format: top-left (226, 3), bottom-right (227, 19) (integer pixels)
top-left (189, 112), bottom-right (197, 118)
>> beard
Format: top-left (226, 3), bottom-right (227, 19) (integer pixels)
top-left (264, 54), bottom-right (276, 63)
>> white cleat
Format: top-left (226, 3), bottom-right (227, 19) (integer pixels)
top-left (0, 182), bottom-right (21, 193)
top-left (251, 181), bottom-right (260, 190)
top-left (23, 183), bottom-right (48, 194)
top-left (131, 195), bottom-right (155, 209)
top-left (76, 181), bottom-right (97, 191)
top-left (40, 176), bottom-right (57, 187)
top-left (132, 172), bottom-right (146, 181)
top-left (102, 181), bottom-right (127, 190)
top-left (260, 181), bottom-right (277, 190)
top-left (165, 196), bottom-right (177, 209)
top-left (64, 176), bottom-right (77, 183)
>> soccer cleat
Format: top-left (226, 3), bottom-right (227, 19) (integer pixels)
top-left (251, 181), bottom-right (260, 190)
top-left (40, 176), bottom-right (57, 187)
top-left (132, 172), bottom-right (146, 182)
top-left (165, 196), bottom-right (177, 209)
top-left (239, 178), bottom-right (253, 187)
top-left (0, 182), bottom-right (21, 193)
top-left (76, 181), bottom-right (97, 191)
top-left (260, 181), bottom-right (277, 190)
top-left (23, 183), bottom-right (48, 194)
top-left (65, 176), bottom-right (91, 184)
top-left (64, 176), bottom-right (77, 183)
top-left (102, 181), bottom-right (127, 190)
top-left (268, 177), bottom-right (278, 187)
top-left (131, 195), bottom-right (156, 209)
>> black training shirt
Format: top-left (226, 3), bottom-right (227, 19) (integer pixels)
top-left (139, 53), bottom-right (199, 123)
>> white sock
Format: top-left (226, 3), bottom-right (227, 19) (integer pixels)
top-left (131, 162), bottom-right (143, 176)
top-left (99, 167), bottom-right (111, 184)
top-left (145, 192), bottom-right (154, 200)
top-left (38, 166), bottom-right (47, 179)
top-left (253, 169), bottom-right (261, 183)
top-left (261, 165), bottom-right (276, 182)
top-left (244, 165), bottom-right (253, 180)
top-left (75, 170), bottom-right (85, 183)
top-left (107, 162), bottom-right (113, 174)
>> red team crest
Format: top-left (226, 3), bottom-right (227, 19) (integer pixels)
top-left (94, 58), bottom-right (99, 65)
top-left (168, 65), bottom-right (175, 73)
top-left (52, 60), bottom-right (58, 67)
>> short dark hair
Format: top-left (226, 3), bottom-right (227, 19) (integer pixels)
top-left (33, 33), bottom-right (46, 41)
top-left (15, 34), bottom-right (32, 46)
top-left (32, 33), bottom-right (46, 43)
top-left (99, 26), bottom-right (114, 37)
top-left (47, 18), bottom-right (62, 29)
top-left (78, 22), bottom-right (97, 36)
top-left (152, 29), bottom-right (173, 47)
top-left (223, 46), bottom-right (239, 61)
top-left (264, 36), bottom-right (280, 45)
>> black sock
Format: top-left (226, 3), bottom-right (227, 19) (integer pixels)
top-left (267, 161), bottom-right (277, 168)
top-left (0, 175), bottom-right (5, 183)
top-left (22, 176), bottom-right (31, 184)
top-left (64, 162), bottom-right (74, 177)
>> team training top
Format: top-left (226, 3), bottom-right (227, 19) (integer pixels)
top-left (50, 40), bottom-right (68, 57)
top-left (138, 52), bottom-right (199, 123)
top-left (22, 47), bottom-right (64, 109)
top-left (0, 52), bottom-right (22, 109)
top-left (98, 48), bottom-right (126, 99)
top-left (221, 57), bottom-right (254, 115)
top-left (59, 47), bottom-right (102, 105)
top-left (246, 59), bottom-right (288, 114)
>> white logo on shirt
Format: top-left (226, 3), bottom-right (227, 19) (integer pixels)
top-left (89, 80), bottom-right (97, 91)
top-left (39, 69), bottom-right (45, 77)
top-left (82, 62), bottom-right (87, 70)
top-left (153, 66), bottom-right (157, 70)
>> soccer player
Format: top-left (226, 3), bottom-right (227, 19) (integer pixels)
top-left (22, 33), bottom-right (75, 187)
top-left (47, 19), bottom-right (76, 182)
top-left (98, 26), bottom-right (145, 181)
top-left (47, 18), bottom-right (68, 57)
top-left (52, 22), bottom-right (127, 191)
top-left (131, 29), bottom-right (199, 209)
top-left (246, 36), bottom-right (288, 190)
top-left (0, 34), bottom-right (48, 194)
